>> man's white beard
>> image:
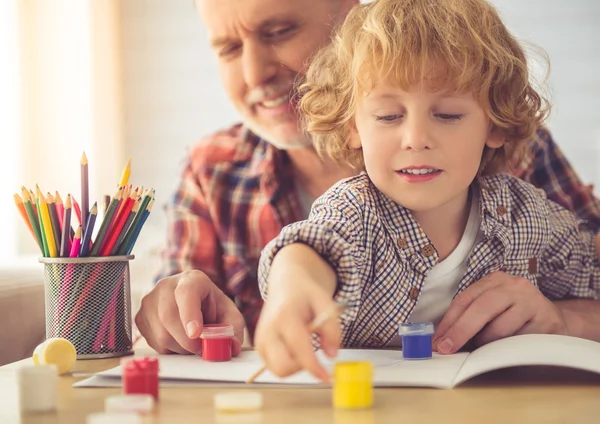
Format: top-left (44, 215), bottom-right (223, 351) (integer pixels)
top-left (242, 118), bottom-right (313, 151)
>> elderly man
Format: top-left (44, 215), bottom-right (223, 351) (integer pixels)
top-left (135, 0), bottom-right (600, 356)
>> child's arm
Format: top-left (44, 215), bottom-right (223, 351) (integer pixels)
top-left (255, 182), bottom-right (367, 382)
top-left (255, 243), bottom-right (339, 382)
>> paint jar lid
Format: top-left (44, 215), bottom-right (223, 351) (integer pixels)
top-left (201, 324), bottom-right (234, 339)
top-left (334, 361), bottom-right (373, 383)
top-left (32, 338), bottom-right (77, 375)
top-left (105, 394), bottom-right (154, 414)
top-left (122, 357), bottom-right (159, 375)
top-left (86, 412), bottom-right (142, 424)
top-left (214, 391), bottom-right (263, 412)
top-left (398, 322), bottom-right (434, 336)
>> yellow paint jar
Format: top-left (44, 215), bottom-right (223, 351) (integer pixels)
top-left (333, 361), bottom-right (373, 409)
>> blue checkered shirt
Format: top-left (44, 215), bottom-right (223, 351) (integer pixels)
top-left (258, 173), bottom-right (600, 347)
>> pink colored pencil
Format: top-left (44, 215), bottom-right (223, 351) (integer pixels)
top-left (55, 191), bottom-right (65, 231)
top-left (62, 262), bottom-right (104, 336)
top-left (69, 227), bottom-right (82, 257)
top-left (93, 278), bottom-right (121, 351)
top-left (71, 196), bottom-right (83, 227)
top-left (55, 226), bottom-right (82, 335)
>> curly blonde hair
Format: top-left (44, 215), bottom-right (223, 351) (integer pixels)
top-left (298, 0), bottom-right (550, 175)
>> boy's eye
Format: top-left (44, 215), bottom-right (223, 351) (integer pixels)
top-left (374, 114), bottom-right (402, 122)
top-left (436, 113), bottom-right (464, 121)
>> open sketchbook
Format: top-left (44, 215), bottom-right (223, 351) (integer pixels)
top-left (74, 334), bottom-right (600, 389)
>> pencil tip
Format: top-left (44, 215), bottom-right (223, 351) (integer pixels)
top-left (81, 152), bottom-right (88, 164)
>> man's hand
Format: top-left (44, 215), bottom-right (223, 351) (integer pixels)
top-left (432, 272), bottom-right (568, 354)
top-left (135, 270), bottom-right (246, 356)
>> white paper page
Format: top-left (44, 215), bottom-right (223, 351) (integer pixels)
top-left (453, 334), bottom-right (600, 387)
top-left (75, 349), bottom-right (469, 389)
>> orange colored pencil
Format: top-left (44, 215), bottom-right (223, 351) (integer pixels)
top-left (13, 193), bottom-right (36, 241)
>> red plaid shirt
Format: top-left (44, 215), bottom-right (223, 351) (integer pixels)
top-left (156, 124), bottom-right (600, 341)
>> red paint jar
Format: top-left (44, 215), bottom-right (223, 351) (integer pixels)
top-left (122, 357), bottom-right (159, 400)
top-left (200, 324), bottom-right (234, 362)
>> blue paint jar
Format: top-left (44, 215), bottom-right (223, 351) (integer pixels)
top-left (398, 322), bottom-right (434, 360)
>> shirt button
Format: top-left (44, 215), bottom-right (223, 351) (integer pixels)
top-left (397, 238), bottom-right (407, 248)
top-left (410, 287), bottom-right (420, 300)
top-left (421, 244), bottom-right (435, 257)
top-left (496, 205), bottom-right (507, 216)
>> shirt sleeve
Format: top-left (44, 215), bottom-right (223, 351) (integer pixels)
top-left (538, 200), bottom-right (600, 300)
top-left (154, 157), bottom-right (225, 290)
top-left (257, 186), bottom-right (368, 320)
top-left (518, 128), bottom-right (600, 232)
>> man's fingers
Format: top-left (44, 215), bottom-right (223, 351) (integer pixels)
top-left (433, 274), bottom-right (502, 344)
top-left (215, 292), bottom-right (247, 353)
top-left (473, 306), bottom-right (532, 347)
top-left (435, 289), bottom-right (511, 354)
top-left (174, 271), bottom-right (212, 339)
top-left (159, 287), bottom-right (203, 354)
top-left (282, 320), bottom-right (330, 382)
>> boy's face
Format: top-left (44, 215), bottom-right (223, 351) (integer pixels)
top-left (197, 0), bottom-right (358, 150)
top-left (353, 83), bottom-right (504, 212)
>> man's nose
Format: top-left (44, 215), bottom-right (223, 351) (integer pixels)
top-left (242, 42), bottom-right (279, 89)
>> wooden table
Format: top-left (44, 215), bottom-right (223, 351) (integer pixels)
top-left (1, 349), bottom-right (600, 424)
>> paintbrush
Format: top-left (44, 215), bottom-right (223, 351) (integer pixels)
top-left (246, 302), bottom-right (346, 384)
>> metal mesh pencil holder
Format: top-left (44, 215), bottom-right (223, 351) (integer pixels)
top-left (38, 255), bottom-right (135, 359)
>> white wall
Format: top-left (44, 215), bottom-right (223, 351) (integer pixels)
top-left (118, 0), bottom-right (238, 235)
top-left (119, 0), bottom-right (600, 242)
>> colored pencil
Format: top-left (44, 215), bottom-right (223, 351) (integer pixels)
top-left (69, 226), bottom-right (82, 258)
top-left (20, 189), bottom-right (43, 251)
top-left (111, 199), bottom-right (139, 255)
top-left (72, 196), bottom-right (82, 227)
top-left (55, 192), bottom-right (65, 230)
top-left (124, 198), bottom-right (153, 255)
top-left (89, 188), bottom-right (122, 256)
top-left (118, 158), bottom-right (131, 188)
top-left (35, 188), bottom-right (50, 257)
top-left (37, 186), bottom-right (57, 257)
top-left (60, 195), bottom-right (72, 257)
top-left (80, 152), bottom-right (89, 236)
top-left (99, 194), bottom-right (135, 256)
top-left (80, 203), bottom-right (98, 257)
top-left (13, 193), bottom-right (38, 247)
top-left (46, 193), bottom-right (62, 255)
top-left (103, 195), bottom-right (110, 215)
top-left (116, 189), bottom-right (152, 255)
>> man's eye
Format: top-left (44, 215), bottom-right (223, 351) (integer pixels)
top-left (265, 26), bottom-right (295, 40)
top-left (375, 115), bottom-right (402, 122)
top-left (436, 113), bottom-right (464, 121)
top-left (219, 44), bottom-right (241, 58)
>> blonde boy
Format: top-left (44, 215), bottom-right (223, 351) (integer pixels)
top-left (254, 0), bottom-right (600, 381)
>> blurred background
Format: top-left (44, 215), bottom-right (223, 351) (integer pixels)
top-left (0, 0), bottom-right (598, 363)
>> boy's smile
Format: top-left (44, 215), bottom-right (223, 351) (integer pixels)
top-left (396, 166), bottom-right (442, 183)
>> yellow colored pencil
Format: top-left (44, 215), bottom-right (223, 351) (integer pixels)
top-left (118, 158), bottom-right (131, 188)
top-left (37, 187), bottom-right (57, 257)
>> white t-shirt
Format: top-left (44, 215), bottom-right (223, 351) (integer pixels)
top-left (388, 190), bottom-right (482, 346)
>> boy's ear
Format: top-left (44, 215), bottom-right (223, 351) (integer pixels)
top-left (486, 126), bottom-right (505, 149)
top-left (348, 125), bottom-right (362, 149)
